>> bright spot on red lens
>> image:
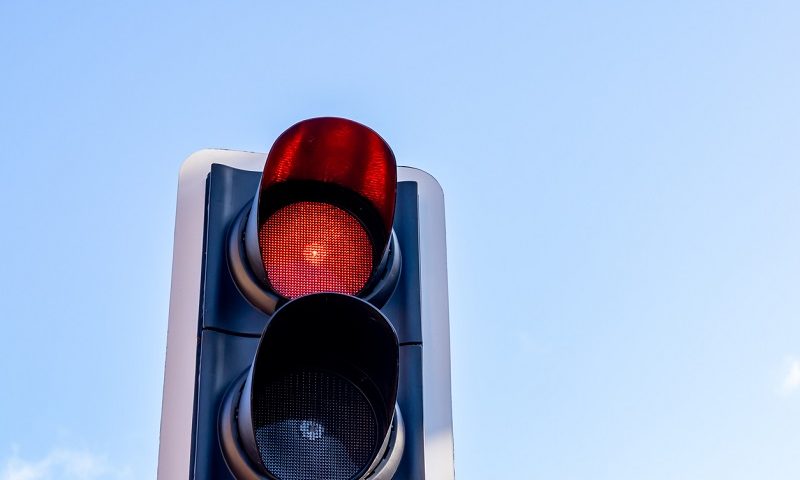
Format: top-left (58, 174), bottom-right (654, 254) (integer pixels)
top-left (259, 201), bottom-right (373, 298)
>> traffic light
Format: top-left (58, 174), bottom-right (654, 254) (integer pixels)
top-left (158, 118), bottom-right (453, 479)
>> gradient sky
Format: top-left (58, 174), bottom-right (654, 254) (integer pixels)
top-left (1, 1), bottom-right (799, 479)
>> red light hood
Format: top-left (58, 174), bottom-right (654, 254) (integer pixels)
top-left (259, 117), bottom-right (397, 233)
top-left (241, 117), bottom-right (399, 300)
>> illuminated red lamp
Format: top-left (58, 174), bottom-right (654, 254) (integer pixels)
top-left (253, 117), bottom-right (397, 299)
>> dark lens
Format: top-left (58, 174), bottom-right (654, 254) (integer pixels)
top-left (252, 368), bottom-right (379, 480)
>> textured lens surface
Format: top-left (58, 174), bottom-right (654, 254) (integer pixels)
top-left (253, 369), bottom-right (379, 480)
top-left (259, 201), bottom-right (373, 298)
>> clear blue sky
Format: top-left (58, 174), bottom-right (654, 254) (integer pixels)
top-left (1, 1), bottom-right (799, 479)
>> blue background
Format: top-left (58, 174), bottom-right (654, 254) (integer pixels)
top-left (1, 1), bottom-right (799, 478)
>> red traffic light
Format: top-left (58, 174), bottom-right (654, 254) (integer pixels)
top-left (259, 200), bottom-right (373, 298)
top-left (252, 117), bottom-right (397, 299)
top-left (161, 137), bottom-right (454, 479)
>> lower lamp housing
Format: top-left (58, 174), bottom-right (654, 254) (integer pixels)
top-left (219, 293), bottom-right (405, 480)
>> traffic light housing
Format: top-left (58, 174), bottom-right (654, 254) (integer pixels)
top-left (158, 118), bottom-right (453, 479)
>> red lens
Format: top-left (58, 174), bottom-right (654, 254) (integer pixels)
top-left (259, 201), bottom-right (373, 298)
